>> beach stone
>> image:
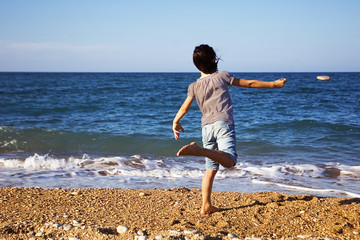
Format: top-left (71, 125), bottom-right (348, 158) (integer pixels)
top-left (184, 229), bottom-right (200, 234)
top-left (52, 223), bottom-right (62, 228)
top-left (169, 230), bottom-right (181, 235)
top-left (63, 224), bottom-right (73, 231)
top-left (228, 233), bottom-right (239, 239)
top-left (155, 236), bottom-right (164, 239)
top-left (136, 236), bottom-right (146, 240)
top-left (116, 225), bottom-right (129, 234)
top-left (297, 235), bottom-right (314, 238)
top-left (139, 192), bottom-right (149, 197)
top-left (72, 220), bottom-right (83, 227)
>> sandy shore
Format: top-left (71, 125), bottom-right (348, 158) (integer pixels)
top-left (0, 187), bottom-right (359, 240)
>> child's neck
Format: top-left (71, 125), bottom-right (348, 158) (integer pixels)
top-left (200, 72), bottom-right (212, 78)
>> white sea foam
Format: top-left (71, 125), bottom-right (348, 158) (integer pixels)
top-left (253, 179), bottom-right (360, 198)
top-left (1, 154), bottom-right (82, 170)
top-left (0, 153), bottom-right (359, 197)
top-left (1, 154), bottom-right (359, 180)
top-left (340, 165), bottom-right (360, 178)
top-left (236, 162), bottom-right (360, 179)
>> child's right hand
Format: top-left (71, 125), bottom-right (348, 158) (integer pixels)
top-left (173, 122), bottom-right (184, 140)
top-left (274, 78), bottom-right (287, 88)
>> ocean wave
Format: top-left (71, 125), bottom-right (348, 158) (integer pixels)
top-left (1, 153), bottom-right (359, 179)
top-left (1, 153), bottom-right (359, 197)
top-left (0, 126), bottom-right (190, 156)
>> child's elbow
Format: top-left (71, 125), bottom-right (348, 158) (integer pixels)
top-left (247, 81), bottom-right (257, 88)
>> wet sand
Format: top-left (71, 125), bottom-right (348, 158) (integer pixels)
top-left (0, 187), bottom-right (359, 239)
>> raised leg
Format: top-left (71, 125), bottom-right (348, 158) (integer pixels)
top-left (177, 142), bottom-right (235, 168)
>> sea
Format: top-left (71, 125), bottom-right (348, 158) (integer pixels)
top-left (0, 72), bottom-right (359, 198)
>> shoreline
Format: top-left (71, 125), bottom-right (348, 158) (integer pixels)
top-left (0, 187), bottom-right (359, 239)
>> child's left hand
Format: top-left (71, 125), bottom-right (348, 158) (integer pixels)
top-left (274, 78), bottom-right (287, 88)
top-left (173, 122), bottom-right (184, 140)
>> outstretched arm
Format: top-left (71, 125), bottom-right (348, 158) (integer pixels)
top-left (232, 78), bottom-right (287, 88)
top-left (173, 96), bottom-right (194, 140)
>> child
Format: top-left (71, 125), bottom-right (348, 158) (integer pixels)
top-left (173, 44), bottom-right (286, 215)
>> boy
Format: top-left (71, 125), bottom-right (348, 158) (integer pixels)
top-left (173, 44), bottom-right (286, 215)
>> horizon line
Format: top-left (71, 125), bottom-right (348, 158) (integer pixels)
top-left (1, 71), bottom-right (359, 73)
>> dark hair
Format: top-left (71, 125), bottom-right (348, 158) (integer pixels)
top-left (193, 44), bottom-right (219, 74)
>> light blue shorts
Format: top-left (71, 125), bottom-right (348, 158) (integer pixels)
top-left (202, 121), bottom-right (237, 170)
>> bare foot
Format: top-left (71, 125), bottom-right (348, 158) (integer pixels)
top-left (176, 142), bottom-right (202, 156)
top-left (200, 205), bottom-right (219, 215)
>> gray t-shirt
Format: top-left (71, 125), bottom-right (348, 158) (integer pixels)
top-left (188, 71), bottom-right (235, 127)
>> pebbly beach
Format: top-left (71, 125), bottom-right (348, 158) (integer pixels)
top-left (0, 187), bottom-right (359, 239)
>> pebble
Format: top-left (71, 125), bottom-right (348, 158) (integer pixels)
top-left (297, 235), bottom-right (314, 238)
top-left (184, 229), bottom-right (201, 234)
top-left (135, 236), bottom-right (146, 240)
top-left (137, 229), bottom-right (146, 236)
top-left (52, 223), bottom-right (62, 228)
top-left (72, 220), bottom-right (83, 227)
top-left (139, 192), bottom-right (149, 197)
top-left (69, 238), bottom-right (80, 240)
top-left (155, 236), bottom-right (164, 239)
top-left (228, 233), bottom-right (240, 239)
top-left (169, 230), bottom-right (181, 235)
top-left (116, 225), bottom-right (129, 234)
top-left (63, 224), bottom-right (73, 231)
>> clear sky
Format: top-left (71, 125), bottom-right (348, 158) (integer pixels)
top-left (0, 0), bottom-right (359, 72)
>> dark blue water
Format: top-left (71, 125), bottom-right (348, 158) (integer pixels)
top-left (0, 72), bottom-right (359, 197)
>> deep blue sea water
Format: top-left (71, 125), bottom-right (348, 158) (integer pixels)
top-left (0, 72), bottom-right (359, 197)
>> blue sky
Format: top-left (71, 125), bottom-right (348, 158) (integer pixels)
top-left (0, 0), bottom-right (359, 72)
